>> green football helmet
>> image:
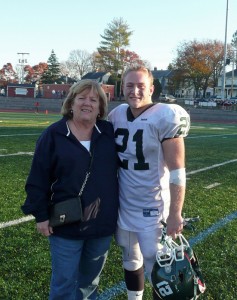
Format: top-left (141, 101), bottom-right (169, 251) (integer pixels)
top-left (151, 228), bottom-right (206, 300)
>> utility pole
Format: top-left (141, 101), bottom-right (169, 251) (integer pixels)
top-left (17, 52), bottom-right (29, 84)
top-left (221, 0), bottom-right (228, 101)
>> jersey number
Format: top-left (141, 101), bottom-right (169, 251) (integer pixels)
top-left (115, 128), bottom-right (149, 170)
top-left (176, 116), bottom-right (189, 136)
top-left (156, 281), bottom-right (173, 297)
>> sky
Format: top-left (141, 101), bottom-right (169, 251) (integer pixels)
top-left (1, 0), bottom-right (237, 71)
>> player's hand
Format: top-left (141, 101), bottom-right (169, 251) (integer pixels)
top-left (36, 220), bottom-right (53, 236)
top-left (165, 214), bottom-right (183, 239)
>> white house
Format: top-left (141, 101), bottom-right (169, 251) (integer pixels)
top-left (215, 69), bottom-right (237, 98)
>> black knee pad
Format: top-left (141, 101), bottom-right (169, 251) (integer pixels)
top-left (124, 266), bottom-right (144, 291)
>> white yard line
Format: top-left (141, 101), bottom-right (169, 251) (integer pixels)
top-left (0, 215), bottom-right (34, 229)
top-left (0, 133), bottom-right (39, 137)
top-left (188, 133), bottom-right (237, 139)
top-left (0, 159), bottom-right (236, 229)
top-left (187, 159), bottom-right (237, 175)
top-left (204, 182), bottom-right (221, 189)
top-left (1, 158), bottom-right (237, 300)
top-left (0, 152), bottom-right (33, 157)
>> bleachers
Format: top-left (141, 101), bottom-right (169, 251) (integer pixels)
top-left (0, 96), bottom-right (237, 123)
top-left (0, 96), bottom-right (63, 113)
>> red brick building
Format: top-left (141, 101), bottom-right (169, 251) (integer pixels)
top-left (41, 83), bottom-right (115, 101)
top-left (7, 83), bottom-right (36, 98)
top-left (41, 84), bottom-right (71, 99)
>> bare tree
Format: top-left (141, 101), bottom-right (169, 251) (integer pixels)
top-left (66, 50), bottom-right (93, 79)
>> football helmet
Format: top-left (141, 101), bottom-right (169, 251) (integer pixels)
top-left (151, 224), bottom-right (206, 300)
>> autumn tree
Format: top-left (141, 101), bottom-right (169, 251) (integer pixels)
top-left (0, 63), bottom-right (17, 84)
top-left (22, 63), bottom-right (48, 83)
top-left (173, 40), bottom-right (226, 97)
top-left (41, 50), bottom-right (61, 84)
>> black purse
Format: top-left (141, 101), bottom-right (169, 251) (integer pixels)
top-left (49, 152), bottom-right (93, 227)
top-left (49, 196), bottom-right (83, 227)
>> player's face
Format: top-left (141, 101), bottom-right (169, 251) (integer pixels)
top-left (123, 71), bottom-right (154, 112)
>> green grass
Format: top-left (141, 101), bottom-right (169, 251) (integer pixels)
top-left (0, 112), bottom-right (237, 299)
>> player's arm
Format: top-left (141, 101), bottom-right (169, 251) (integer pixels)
top-left (162, 137), bottom-right (186, 239)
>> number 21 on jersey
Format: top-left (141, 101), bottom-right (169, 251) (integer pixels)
top-left (115, 128), bottom-right (149, 171)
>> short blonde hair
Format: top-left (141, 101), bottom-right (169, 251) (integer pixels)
top-left (61, 80), bottom-right (108, 119)
top-left (122, 66), bottom-right (154, 87)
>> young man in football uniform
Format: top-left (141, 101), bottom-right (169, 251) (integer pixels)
top-left (108, 66), bottom-right (190, 300)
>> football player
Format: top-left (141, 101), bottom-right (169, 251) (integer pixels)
top-left (108, 66), bottom-right (190, 300)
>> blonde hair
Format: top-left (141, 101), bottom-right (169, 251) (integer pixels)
top-left (122, 66), bottom-right (154, 87)
top-left (61, 80), bottom-right (108, 119)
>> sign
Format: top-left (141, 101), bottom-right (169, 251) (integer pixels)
top-left (15, 88), bottom-right (28, 95)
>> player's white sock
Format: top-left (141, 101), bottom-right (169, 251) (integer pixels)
top-left (127, 289), bottom-right (144, 300)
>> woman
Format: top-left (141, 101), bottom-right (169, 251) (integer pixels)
top-left (21, 80), bottom-right (119, 300)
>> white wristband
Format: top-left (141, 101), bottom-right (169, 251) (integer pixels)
top-left (169, 168), bottom-right (186, 187)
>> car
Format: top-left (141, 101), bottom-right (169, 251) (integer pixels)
top-left (159, 94), bottom-right (176, 103)
top-left (165, 95), bottom-right (176, 103)
top-left (194, 98), bottom-right (209, 104)
top-left (229, 97), bottom-right (237, 104)
top-left (223, 100), bottom-right (232, 106)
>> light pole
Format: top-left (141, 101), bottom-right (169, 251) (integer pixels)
top-left (221, 0), bottom-right (228, 100)
top-left (17, 52), bottom-right (29, 84)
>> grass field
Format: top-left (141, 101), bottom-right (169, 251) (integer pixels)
top-left (0, 111), bottom-right (237, 300)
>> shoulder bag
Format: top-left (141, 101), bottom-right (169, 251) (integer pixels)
top-left (49, 150), bottom-right (93, 227)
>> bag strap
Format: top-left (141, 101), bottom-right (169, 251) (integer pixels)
top-left (78, 149), bottom-right (94, 197)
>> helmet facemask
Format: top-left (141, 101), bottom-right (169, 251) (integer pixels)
top-left (151, 226), bottom-right (206, 299)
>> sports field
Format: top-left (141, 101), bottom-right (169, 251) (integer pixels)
top-left (0, 111), bottom-right (237, 300)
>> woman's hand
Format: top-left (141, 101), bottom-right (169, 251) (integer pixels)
top-left (36, 220), bottom-right (53, 236)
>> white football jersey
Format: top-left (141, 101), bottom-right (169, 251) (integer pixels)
top-left (108, 103), bottom-right (190, 232)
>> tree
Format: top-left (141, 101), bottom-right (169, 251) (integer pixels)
top-left (231, 30), bottom-right (237, 49)
top-left (152, 79), bottom-right (162, 101)
top-left (41, 50), bottom-right (61, 84)
top-left (66, 49), bottom-right (93, 79)
top-left (231, 30), bottom-right (237, 68)
top-left (0, 63), bottom-right (17, 84)
top-left (23, 62), bottom-right (48, 83)
top-left (173, 40), bottom-right (226, 97)
top-left (97, 17), bottom-right (133, 73)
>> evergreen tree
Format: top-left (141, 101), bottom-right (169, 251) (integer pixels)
top-left (97, 18), bottom-right (133, 73)
top-left (152, 79), bottom-right (162, 101)
top-left (41, 50), bottom-right (61, 83)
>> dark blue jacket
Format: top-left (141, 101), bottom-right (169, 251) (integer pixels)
top-left (21, 117), bottom-right (119, 239)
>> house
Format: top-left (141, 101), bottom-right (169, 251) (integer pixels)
top-left (81, 71), bottom-right (111, 84)
top-left (215, 69), bottom-right (237, 98)
top-left (151, 68), bottom-right (174, 95)
top-left (81, 71), bottom-right (115, 101)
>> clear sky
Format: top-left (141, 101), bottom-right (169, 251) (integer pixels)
top-left (1, 0), bottom-right (236, 71)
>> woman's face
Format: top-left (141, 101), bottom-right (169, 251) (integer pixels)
top-left (71, 88), bottom-right (100, 123)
